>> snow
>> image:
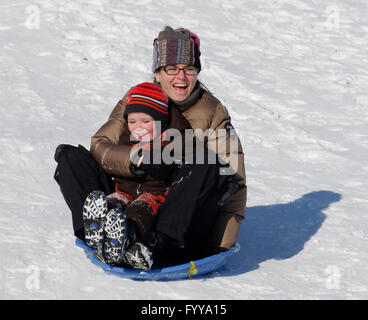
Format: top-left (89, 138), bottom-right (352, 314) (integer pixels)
top-left (1, 0), bottom-right (367, 300)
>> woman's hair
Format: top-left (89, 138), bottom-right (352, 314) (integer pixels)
top-left (198, 80), bottom-right (213, 95)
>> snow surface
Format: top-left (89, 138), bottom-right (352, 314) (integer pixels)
top-left (1, 0), bottom-right (368, 299)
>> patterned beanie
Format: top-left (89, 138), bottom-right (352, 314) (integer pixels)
top-left (124, 82), bottom-right (169, 130)
top-left (152, 26), bottom-right (201, 73)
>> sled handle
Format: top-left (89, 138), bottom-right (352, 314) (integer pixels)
top-left (86, 252), bottom-right (105, 263)
top-left (188, 261), bottom-right (198, 278)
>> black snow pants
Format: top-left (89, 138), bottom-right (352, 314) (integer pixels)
top-left (54, 144), bottom-right (223, 260)
top-left (53, 145), bottom-right (115, 240)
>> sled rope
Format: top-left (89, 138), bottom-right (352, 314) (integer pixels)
top-left (86, 252), bottom-right (105, 263)
top-left (188, 261), bottom-right (198, 278)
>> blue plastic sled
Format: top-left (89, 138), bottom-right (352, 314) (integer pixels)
top-left (76, 238), bottom-right (240, 281)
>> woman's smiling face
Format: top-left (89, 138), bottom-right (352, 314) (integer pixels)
top-left (154, 64), bottom-right (198, 102)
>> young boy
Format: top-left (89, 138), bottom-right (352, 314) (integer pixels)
top-left (82, 82), bottom-right (181, 269)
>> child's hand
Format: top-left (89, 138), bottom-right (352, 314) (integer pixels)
top-left (130, 145), bottom-right (177, 185)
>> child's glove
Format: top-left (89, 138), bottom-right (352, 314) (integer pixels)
top-left (217, 174), bottom-right (244, 207)
top-left (130, 145), bottom-right (178, 185)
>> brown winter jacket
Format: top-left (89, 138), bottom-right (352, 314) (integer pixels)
top-left (91, 83), bottom-right (247, 250)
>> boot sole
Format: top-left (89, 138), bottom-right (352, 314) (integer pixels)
top-left (124, 242), bottom-right (153, 270)
top-left (104, 208), bottom-right (128, 265)
top-left (83, 191), bottom-right (107, 252)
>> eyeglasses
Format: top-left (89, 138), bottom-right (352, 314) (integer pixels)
top-left (162, 66), bottom-right (197, 76)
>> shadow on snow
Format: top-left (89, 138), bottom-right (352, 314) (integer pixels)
top-left (214, 190), bottom-right (342, 277)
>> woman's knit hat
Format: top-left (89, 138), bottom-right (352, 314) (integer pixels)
top-left (124, 82), bottom-right (169, 130)
top-left (152, 26), bottom-right (201, 73)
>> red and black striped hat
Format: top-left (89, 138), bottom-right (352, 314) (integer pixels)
top-left (124, 82), bottom-right (169, 129)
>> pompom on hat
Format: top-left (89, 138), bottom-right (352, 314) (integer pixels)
top-left (152, 26), bottom-right (201, 73)
top-left (124, 82), bottom-right (169, 130)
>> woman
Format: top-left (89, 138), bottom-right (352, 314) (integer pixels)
top-left (54, 26), bottom-right (247, 266)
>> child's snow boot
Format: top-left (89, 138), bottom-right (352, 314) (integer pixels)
top-left (124, 231), bottom-right (169, 270)
top-left (106, 191), bottom-right (134, 212)
top-left (124, 242), bottom-right (153, 270)
top-left (123, 194), bottom-right (162, 241)
top-left (82, 190), bottom-right (108, 257)
top-left (103, 208), bottom-right (131, 265)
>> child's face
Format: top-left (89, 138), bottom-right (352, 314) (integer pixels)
top-left (127, 112), bottom-right (155, 142)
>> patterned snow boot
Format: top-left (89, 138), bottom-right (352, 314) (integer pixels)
top-left (82, 190), bottom-right (108, 257)
top-left (103, 208), bottom-right (129, 265)
top-left (124, 231), bottom-right (169, 270)
top-left (124, 242), bottom-right (153, 271)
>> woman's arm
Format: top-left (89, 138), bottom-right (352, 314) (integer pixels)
top-left (90, 96), bottom-right (136, 178)
top-left (207, 104), bottom-right (247, 250)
